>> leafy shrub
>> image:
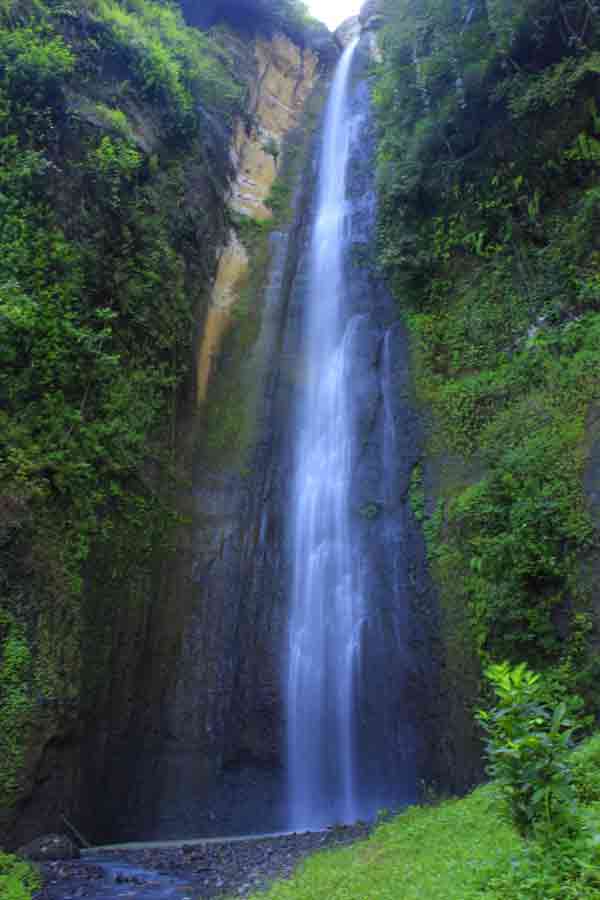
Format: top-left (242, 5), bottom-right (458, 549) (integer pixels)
top-left (0, 852), bottom-right (39, 900)
top-left (95, 0), bottom-right (242, 129)
top-left (571, 734), bottom-right (600, 805)
top-left (92, 103), bottom-right (135, 141)
top-left (477, 662), bottom-right (580, 837)
top-left (0, 22), bottom-right (74, 138)
top-left (478, 832), bottom-right (600, 899)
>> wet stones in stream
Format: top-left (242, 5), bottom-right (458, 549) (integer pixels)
top-left (34, 825), bottom-right (370, 900)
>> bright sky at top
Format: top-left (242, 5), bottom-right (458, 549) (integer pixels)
top-left (306, 0), bottom-right (362, 31)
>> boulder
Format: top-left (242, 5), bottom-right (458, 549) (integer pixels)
top-left (17, 834), bottom-right (80, 861)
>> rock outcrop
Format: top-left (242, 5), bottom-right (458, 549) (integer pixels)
top-left (198, 33), bottom-right (320, 408)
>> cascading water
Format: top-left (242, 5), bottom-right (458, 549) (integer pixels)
top-left (286, 38), bottom-right (366, 830)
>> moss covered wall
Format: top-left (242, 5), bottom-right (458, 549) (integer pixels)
top-left (0, 0), bottom-right (332, 847)
top-left (372, 0), bottom-right (600, 788)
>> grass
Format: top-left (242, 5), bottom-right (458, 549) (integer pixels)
top-left (250, 734), bottom-right (600, 900)
top-left (0, 851), bottom-right (40, 900)
top-left (251, 785), bottom-right (521, 900)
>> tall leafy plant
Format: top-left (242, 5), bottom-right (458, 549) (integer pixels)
top-left (477, 662), bottom-right (580, 838)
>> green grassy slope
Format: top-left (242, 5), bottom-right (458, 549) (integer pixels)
top-left (255, 735), bottom-right (600, 900)
top-left (256, 787), bottom-right (520, 900)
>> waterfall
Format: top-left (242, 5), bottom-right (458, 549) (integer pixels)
top-left (286, 39), bottom-right (365, 830)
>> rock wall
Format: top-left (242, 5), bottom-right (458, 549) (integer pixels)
top-left (2, 15), bottom-right (331, 847)
top-left (150, 35), bottom-right (441, 839)
top-left (79, 32), bottom-right (331, 844)
top-left (197, 33), bottom-right (319, 408)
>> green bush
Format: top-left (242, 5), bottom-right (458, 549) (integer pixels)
top-left (92, 103), bottom-right (135, 141)
top-left (95, 0), bottom-right (242, 128)
top-left (0, 852), bottom-right (40, 900)
top-left (478, 832), bottom-right (600, 899)
top-left (571, 734), bottom-right (600, 805)
top-left (477, 662), bottom-right (580, 837)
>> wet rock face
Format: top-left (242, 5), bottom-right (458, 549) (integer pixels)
top-left (2, 28), bottom-right (326, 852)
top-left (198, 32), bottom-right (320, 409)
top-left (90, 34), bottom-right (440, 841)
top-left (18, 834), bottom-right (80, 862)
top-left (83, 36), bottom-right (328, 841)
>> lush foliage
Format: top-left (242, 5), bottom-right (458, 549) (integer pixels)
top-left (194, 0), bottom-right (331, 49)
top-left (252, 785), bottom-right (521, 900)
top-left (253, 729), bottom-right (600, 900)
top-left (374, 0), bottom-right (600, 700)
top-left (0, 614), bottom-right (33, 808)
top-left (0, 0), bottom-right (241, 810)
top-left (0, 852), bottom-right (40, 900)
top-left (477, 662), bottom-right (579, 836)
top-left (94, 0), bottom-right (242, 131)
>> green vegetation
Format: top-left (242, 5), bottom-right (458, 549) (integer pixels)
top-left (0, 852), bottom-right (40, 900)
top-left (197, 0), bottom-right (331, 50)
top-left (253, 777), bottom-right (599, 900)
top-left (478, 662), bottom-right (580, 837)
top-left (0, 614), bottom-right (33, 809)
top-left (0, 0), bottom-right (242, 815)
top-left (255, 684), bottom-right (600, 900)
top-left (255, 785), bottom-right (522, 900)
top-left (94, 0), bottom-right (242, 129)
top-left (373, 0), bottom-right (600, 705)
top-left (408, 462), bottom-right (425, 522)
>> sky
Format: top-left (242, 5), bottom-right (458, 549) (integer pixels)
top-left (306, 0), bottom-right (362, 31)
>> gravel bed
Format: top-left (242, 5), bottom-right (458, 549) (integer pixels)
top-left (34, 825), bottom-right (371, 900)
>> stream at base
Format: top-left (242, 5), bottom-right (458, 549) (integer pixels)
top-left (35, 827), bottom-right (369, 900)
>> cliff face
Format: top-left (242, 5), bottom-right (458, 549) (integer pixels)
top-left (372, 0), bottom-right (600, 791)
top-left (0, 0), bottom-right (332, 847)
top-left (197, 32), bottom-right (319, 406)
top-left (104, 30), bottom-right (330, 842)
